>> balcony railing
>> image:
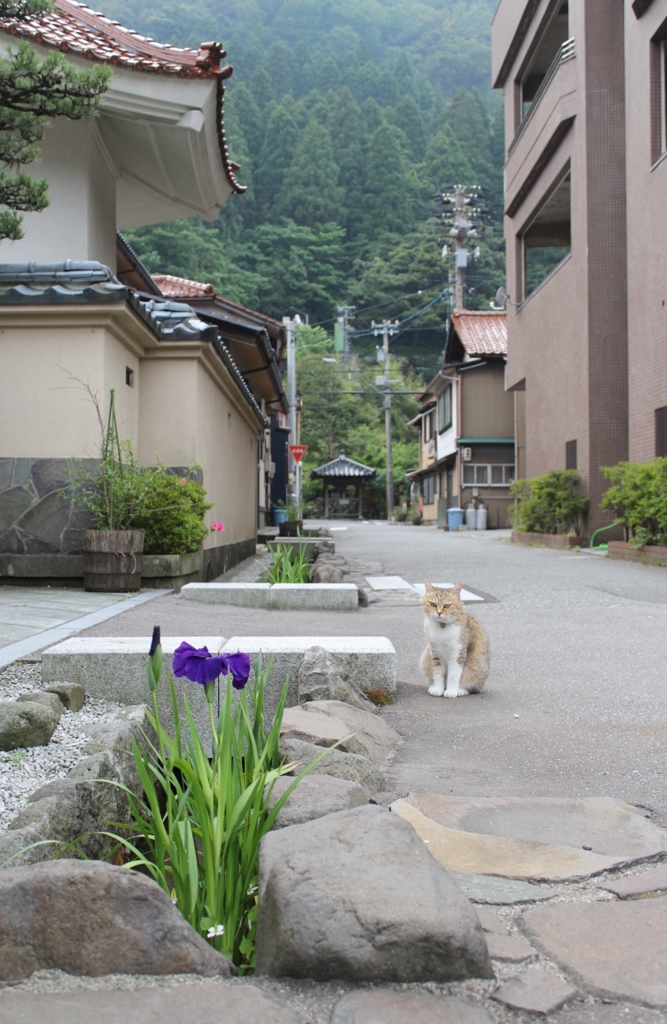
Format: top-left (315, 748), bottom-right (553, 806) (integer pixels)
top-left (508, 37), bottom-right (576, 157)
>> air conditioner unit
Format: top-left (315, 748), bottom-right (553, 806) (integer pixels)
top-left (463, 447), bottom-right (472, 462)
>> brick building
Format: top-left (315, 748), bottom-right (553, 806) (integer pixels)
top-left (492, 0), bottom-right (667, 531)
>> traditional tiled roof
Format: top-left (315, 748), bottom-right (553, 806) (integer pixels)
top-left (311, 454), bottom-right (377, 479)
top-left (0, 0), bottom-right (245, 194)
top-left (449, 310), bottom-right (507, 357)
top-left (0, 0), bottom-right (231, 79)
top-left (153, 274), bottom-right (216, 298)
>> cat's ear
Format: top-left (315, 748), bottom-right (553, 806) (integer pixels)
top-left (424, 579), bottom-right (435, 593)
top-left (450, 582), bottom-right (462, 597)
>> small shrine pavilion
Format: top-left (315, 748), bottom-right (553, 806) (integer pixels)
top-left (311, 454), bottom-right (377, 519)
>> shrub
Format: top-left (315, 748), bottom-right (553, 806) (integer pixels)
top-left (264, 542), bottom-right (310, 583)
top-left (133, 469), bottom-right (212, 555)
top-left (510, 470), bottom-right (589, 535)
top-left (601, 458), bottom-right (667, 547)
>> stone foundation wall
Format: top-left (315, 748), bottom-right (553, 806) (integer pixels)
top-left (0, 457), bottom-right (96, 557)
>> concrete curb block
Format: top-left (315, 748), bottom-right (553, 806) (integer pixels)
top-left (181, 582), bottom-right (359, 611)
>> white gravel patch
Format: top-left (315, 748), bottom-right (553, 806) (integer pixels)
top-left (0, 660), bottom-right (124, 833)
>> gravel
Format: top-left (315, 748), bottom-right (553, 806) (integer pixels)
top-left (0, 660), bottom-right (124, 833)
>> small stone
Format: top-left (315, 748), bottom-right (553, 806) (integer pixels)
top-left (331, 989), bottom-right (494, 1024)
top-left (0, 700), bottom-right (59, 751)
top-left (43, 681), bottom-right (86, 711)
top-left (16, 691), bottom-right (62, 719)
top-left (485, 932), bottom-right (536, 962)
top-left (0, 859), bottom-right (234, 981)
top-left (265, 774), bottom-right (367, 829)
top-left (311, 563), bottom-right (345, 583)
top-left (598, 863), bottom-right (667, 899)
top-left (492, 967), bottom-right (578, 1014)
top-left (256, 805), bottom-right (492, 983)
top-left (297, 647), bottom-right (374, 710)
top-left (0, 982), bottom-right (299, 1024)
top-left (286, 700), bottom-right (401, 766)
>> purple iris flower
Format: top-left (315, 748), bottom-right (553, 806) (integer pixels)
top-left (173, 642), bottom-right (251, 690)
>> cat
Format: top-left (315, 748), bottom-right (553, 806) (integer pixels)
top-left (420, 580), bottom-right (489, 698)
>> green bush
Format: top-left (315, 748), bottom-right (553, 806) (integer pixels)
top-left (509, 470), bottom-right (589, 535)
top-left (134, 470), bottom-right (212, 555)
top-left (601, 458), bottom-right (667, 547)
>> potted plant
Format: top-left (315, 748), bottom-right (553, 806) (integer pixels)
top-left (279, 502), bottom-right (304, 537)
top-left (411, 513), bottom-right (423, 526)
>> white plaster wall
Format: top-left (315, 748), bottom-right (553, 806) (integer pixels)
top-left (138, 358), bottom-right (198, 467)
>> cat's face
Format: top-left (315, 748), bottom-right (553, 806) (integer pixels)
top-left (422, 580), bottom-right (463, 623)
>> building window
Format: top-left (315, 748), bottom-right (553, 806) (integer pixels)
top-left (565, 439), bottom-right (577, 469)
top-left (521, 168), bottom-right (571, 300)
top-left (463, 464), bottom-right (515, 487)
top-left (517, 1), bottom-right (570, 129)
top-left (125, 366), bottom-right (134, 387)
top-left (423, 474), bottom-right (437, 504)
top-left (656, 406), bottom-right (667, 457)
top-left (423, 410), bottom-right (435, 443)
top-left (438, 385), bottom-right (452, 432)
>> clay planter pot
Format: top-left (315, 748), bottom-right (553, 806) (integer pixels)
top-left (279, 520), bottom-right (303, 537)
top-left (82, 529), bottom-right (144, 592)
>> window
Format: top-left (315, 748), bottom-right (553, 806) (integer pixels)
top-left (521, 169), bottom-right (571, 299)
top-left (423, 410), bottom-right (435, 443)
top-left (463, 463), bottom-right (515, 486)
top-left (423, 475), bottom-right (437, 505)
top-left (438, 385), bottom-right (452, 432)
top-left (651, 27), bottom-right (667, 163)
top-left (565, 439), bottom-right (577, 469)
top-left (517, 2), bottom-right (570, 128)
top-left (125, 366), bottom-right (134, 387)
top-left (656, 406), bottom-right (667, 457)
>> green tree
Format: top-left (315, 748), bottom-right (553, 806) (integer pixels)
top-left (390, 95), bottom-right (427, 160)
top-left (254, 102), bottom-right (300, 219)
top-left (277, 120), bottom-right (343, 225)
top-left (0, 0), bottom-right (110, 239)
top-left (445, 87), bottom-right (493, 181)
top-left (422, 123), bottom-right (474, 189)
top-left (361, 122), bottom-right (415, 241)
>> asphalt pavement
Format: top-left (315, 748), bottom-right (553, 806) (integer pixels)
top-left (74, 521), bottom-right (667, 825)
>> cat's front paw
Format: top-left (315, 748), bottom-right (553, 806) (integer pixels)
top-left (428, 684), bottom-right (445, 697)
top-left (443, 690), bottom-right (459, 698)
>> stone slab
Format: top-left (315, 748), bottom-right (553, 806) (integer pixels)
top-left (393, 796), bottom-right (667, 881)
top-left (474, 907), bottom-right (507, 934)
top-left (0, 983), bottom-right (302, 1024)
top-left (492, 967), bottom-right (578, 1015)
top-left (485, 932), bottom-right (536, 962)
top-left (270, 583), bottom-right (358, 611)
top-left (42, 636), bottom-right (226, 741)
top-left (223, 636), bottom-right (396, 719)
top-left (391, 800), bottom-right (643, 882)
top-left (331, 990), bottom-right (494, 1024)
top-left (450, 872), bottom-right (554, 904)
top-left (281, 705), bottom-right (352, 748)
top-left (521, 897), bottom-right (667, 1006)
top-left (181, 583), bottom-right (271, 608)
top-left (297, 700), bottom-right (401, 766)
top-left (598, 863), bottom-right (667, 899)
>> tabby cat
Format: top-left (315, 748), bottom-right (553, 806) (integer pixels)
top-left (420, 580), bottom-right (489, 698)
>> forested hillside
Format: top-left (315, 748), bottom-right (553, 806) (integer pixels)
top-left (99, 0), bottom-right (504, 372)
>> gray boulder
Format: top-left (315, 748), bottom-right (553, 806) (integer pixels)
top-left (256, 804), bottom-right (492, 982)
top-left (44, 681), bottom-right (85, 711)
top-left (0, 859), bottom-right (234, 981)
top-left (297, 646), bottom-right (374, 710)
top-left (280, 737), bottom-right (385, 796)
top-left (298, 700), bottom-right (401, 766)
top-left (311, 563), bottom-right (345, 583)
top-left (265, 774), bottom-right (367, 829)
top-left (17, 691), bottom-right (63, 720)
top-left (0, 700), bottom-right (59, 751)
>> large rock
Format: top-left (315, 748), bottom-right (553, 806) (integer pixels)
top-left (255, 804), bottom-right (492, 982)
top-left (0, 984), bottom-right (300, 1024)
top-left (0, 700), bottom-right (59, 751)
top-left (17, 690), bottom-right (63, 719)
top-left (265, 774), bottom-right (367, 829)
top-left (297, 647), bottom-right (374, 710)
top-left (311, 563), bottom-right (345, 583)
top-left (0, 859), bottom-right (234, 981)
top-left (279, 737), bottom-right (385, 797)
top-left (281, 701), bottom-right (400, 767)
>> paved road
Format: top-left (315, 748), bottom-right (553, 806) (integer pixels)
top-left (77, 521), bottom-right (667, 823)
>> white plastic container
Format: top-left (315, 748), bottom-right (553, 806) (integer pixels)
top-left (476, 504), bottom-right (488, 530)
top-left (465, 504), bottom-right (477, 530)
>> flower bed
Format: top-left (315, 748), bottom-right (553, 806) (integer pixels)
top-left (607, 541), bottom-right (667, 567)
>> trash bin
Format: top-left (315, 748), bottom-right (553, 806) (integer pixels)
top-left (476, 503), bottom-right (488, 531)
top-left (273, 508), bottom-right (288, 526)
top-left (465, 504), bottom-right (477, 530)
top-left (447, 507), bottom-right (464, 531)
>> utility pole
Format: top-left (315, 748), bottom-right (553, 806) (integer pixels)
top-left (283, 314), bottom-right (301, 509)
top-left (436, 185), bottom-right (483, 311)
top-left (372, 318), bottom-right (400, 519)
top-left (336, 305), bottom-right (355, 360)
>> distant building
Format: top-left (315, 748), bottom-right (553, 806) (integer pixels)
top-left (492, 0), bottom-right (667, 531)
top-left (0, 1), bottom-right (273, 584)
top-left (407, 311), bottom-right (514, 528)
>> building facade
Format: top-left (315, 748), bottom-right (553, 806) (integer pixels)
top-left (492, 0), bottom-right (667, 530)
top-left (408, 312), bottom-right (515, 528)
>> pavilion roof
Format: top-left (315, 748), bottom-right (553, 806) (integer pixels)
top-left (311, 454), bottom-right (377, 479)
